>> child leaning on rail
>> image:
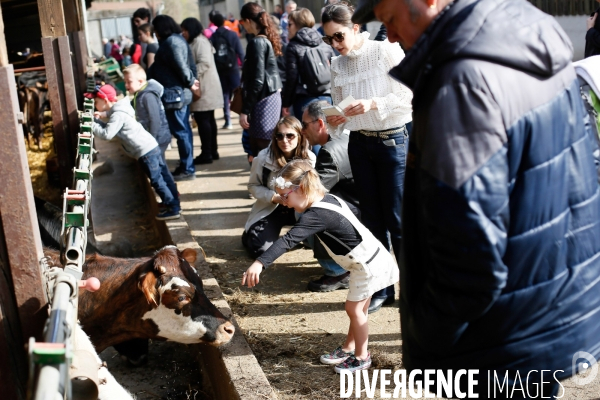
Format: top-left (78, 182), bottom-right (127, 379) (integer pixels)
top-left (88, 84), bottom-right (181, 221)
top-left (241, 160), bottom-right (399, 373)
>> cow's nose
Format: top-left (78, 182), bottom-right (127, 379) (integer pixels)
top-left (214, 321), bottom-right (235, 345)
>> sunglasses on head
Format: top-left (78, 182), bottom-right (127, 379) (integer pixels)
top-left (275, 132), bottom-right (297, 141)
top-left (322, 31), bottom-right (345, 46)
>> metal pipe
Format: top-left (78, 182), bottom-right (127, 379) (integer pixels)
top-left (14, 66), bottom-right (46, 73)
top-left (65, 227), bottom-right (84, 264)
top-left (35, 280), bottom-right (74, 400)
top-left (45, 282), bottom-right (71, 343)
top-left (34, 366), bottom-right (63, 400)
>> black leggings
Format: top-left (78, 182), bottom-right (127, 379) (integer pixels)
top-left (193, 110), bottom-right (218, 158)
top-left (242, 206), bottom-right (296, 259)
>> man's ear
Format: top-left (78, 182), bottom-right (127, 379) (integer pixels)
top-left (318, 118), bottom-right (327, 131)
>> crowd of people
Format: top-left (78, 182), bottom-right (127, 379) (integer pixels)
top-left (89, 0), bottom-right (600, 392)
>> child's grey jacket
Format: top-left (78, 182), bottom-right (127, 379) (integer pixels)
top-left (134, 79), bottom-right (171, 147)
top-left (93, 97), bottom-right (158, 159)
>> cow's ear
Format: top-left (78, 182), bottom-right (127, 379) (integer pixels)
top-left (181, 248), bottom-right (197, 264)
top-left (138, 271), bottom-right (159, 307)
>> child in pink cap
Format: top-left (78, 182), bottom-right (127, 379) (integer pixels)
top-left (89, 84), bottom-right (181, 220)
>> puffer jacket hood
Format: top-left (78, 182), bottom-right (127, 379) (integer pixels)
top-left (291, 27), bottom-right (322, 48)
top-left (281, 28), bottom-right (335, 107)
top-left (144, 79), bottom-right (164, 98)
top-left (391, 0), bottom-right (573, 91)
top-left (134, 80), bottom-right (171, 147)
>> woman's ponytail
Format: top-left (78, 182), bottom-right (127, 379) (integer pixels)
top-left (241, 2), bottom-right (283, 57)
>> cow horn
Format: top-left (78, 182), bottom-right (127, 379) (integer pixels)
top-left (157, 265), bottom-right (167, 274)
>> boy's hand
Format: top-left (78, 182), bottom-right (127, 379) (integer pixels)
top-left (94, 111), bottom-right (107, 119)
top-left (242, 261), bottom-right (264, 288)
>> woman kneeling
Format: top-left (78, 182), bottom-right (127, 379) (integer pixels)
top-left (242, 116), bottom-right (315, 257)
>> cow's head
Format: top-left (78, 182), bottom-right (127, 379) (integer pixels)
top-left (138, 246), bottom-right (234, 346)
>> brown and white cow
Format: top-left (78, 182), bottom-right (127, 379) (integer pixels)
top-left (45, 245), bottom-right (234, 352)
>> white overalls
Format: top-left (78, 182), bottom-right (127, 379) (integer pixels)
top-left (311, 195), bottom-right (400, 301)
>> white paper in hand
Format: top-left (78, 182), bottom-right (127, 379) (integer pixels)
top-left (320, 95), bottom-right (356, 117)
top-left (337, 95), bottom-right (356, 111)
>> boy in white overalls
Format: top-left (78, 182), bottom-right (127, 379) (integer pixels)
top-left (242, 160), bottom-right (399, 373)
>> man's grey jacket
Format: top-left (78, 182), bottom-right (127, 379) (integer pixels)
top-left (316, 133), bottom-right (359, 208)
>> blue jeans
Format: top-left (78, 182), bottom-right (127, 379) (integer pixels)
top-left (348, 122), bottom-right (412, 299)
top-left (305, 235), bottom-right (347, 277)
top-left (219, 71), bottom-right (241, 125)
top-left (165, 105), bottom-right (194, 174)
top-left (138, 146), bottom-right (180, 211)
top-left (293, 95), bottom-right (332, 156)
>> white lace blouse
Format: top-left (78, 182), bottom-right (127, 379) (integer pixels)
top-left (329, 32), bottom-right (413, 136)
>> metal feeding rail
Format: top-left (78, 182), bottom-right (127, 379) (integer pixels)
top-left (29, 87), bottom-right (100, 400)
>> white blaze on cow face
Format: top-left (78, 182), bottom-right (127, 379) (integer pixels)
top-left (141, 276), bottom-right (208, 343)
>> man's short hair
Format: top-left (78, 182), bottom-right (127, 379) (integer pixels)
top-left (304, 101), bottom-right (327, 123)
top-left (123, 64), bottom-right (147, 81)
top-left (286, 0), bottom-right (297, 7)
top-left (289, 8), bottom-right (315, 29)
top-left (133, 8), bottom-right (151, 22)
top-left (212, 12), bottom-right (225, 27)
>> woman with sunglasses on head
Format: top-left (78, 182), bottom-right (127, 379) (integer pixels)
top-left (239, 2), bottom-right (283, 157)
top-left (321, 2), bottom-right (413, 314)
top-left (242, 117), bottom-right (316, 258)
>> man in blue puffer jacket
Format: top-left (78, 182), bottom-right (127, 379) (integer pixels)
top-left (353, 0), bottom-right (600, 397)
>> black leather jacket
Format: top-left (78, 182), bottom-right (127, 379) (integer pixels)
top-left (241, 36), bottom-right (282, 115)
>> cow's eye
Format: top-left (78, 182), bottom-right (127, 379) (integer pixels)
top-left (178, 295), bottom-right (187, 302)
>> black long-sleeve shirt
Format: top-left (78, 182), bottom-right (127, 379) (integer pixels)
top-left (256, 195), bottom-right (362, 267)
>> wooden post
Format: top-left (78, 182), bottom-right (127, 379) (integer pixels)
top-left (38, 0), bottom-right (81, 186)
top-left (38, 0), bottom-right (67, 37)
top-left (0, 5), bottom-right (47, 397)
top-left (62, 0), bottom-right (83, 34)
top-left (63, 0), bottom-right (86, 106)
top-left (42, 37), bottom-right (74, 188)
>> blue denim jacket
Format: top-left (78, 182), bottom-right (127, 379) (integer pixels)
top-left (149, 34), bottom-right (197, 91)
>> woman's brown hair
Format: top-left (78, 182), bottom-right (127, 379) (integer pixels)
top-left (321, 2), bottom-right (355, 29)
top-left (289, 8), bottom-right (315, 29)
top-left (241, 2), bottom-right (283, 56)
top-left (138, 23), bottom-right (153, 35)
top-left (269, 116), bottom-right (310, 168)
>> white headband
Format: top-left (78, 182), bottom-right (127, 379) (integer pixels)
top-left (271, 176), bottom-right (295, 189)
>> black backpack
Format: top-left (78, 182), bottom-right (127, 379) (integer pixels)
top-left (299, 46), bottom-right (331, 95)
top-left (212, 31), bottom-right (237, 72)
